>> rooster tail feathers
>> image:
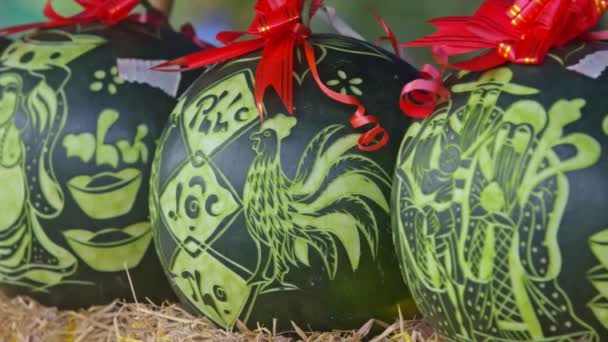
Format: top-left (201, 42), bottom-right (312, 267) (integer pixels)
top-left (308, 231), bottom-right (338, 279)
top-left (325, 197), bottom-right (380, 258)
top-left (293, 195), bottom-right (379, 271)
top-left (291, 227), bottom-right (339, 279)
top-left (290, 126), bottom-right (390, 206)
top-left (294, 237), bottom-right (311, 267)
top-left (283, 122), bottom-right (390, 277)
top-left (291, 129), bottom-right (361, 197)
top-left (297, 172), bottom-right (389, 214)
top-left (326, 154), bottom-right (392, 190)
top-left (293, 124), bottom-right (343, 184)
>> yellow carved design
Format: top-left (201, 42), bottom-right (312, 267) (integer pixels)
top-left (67, 168), bottom-right (142, 220)
top-left (96, 109), bottom-right (121, 168)
top-left (395, 67), bottom-right (601, 341)
top-left (89, 66), bottom-right (125, 95)
top-left (0, 31), bottom-right (106, 290)
top-left (181, 70), bottom-right (259, 157)
top-left (588, 229), bottom-right (608, 329)
top-left (171, 248), bottom-right (251, 328)
top-left (63, 222), bottom-right (152, 272)
top-left (160, 66), bottom-right (390, 329)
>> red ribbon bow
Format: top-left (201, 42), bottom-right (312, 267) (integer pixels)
top-left (404, 0), bottom-right (607, 71)
top-left (153, 0), bottom-right (389, 152)
top-left (0, 0), bottom-right (165, 38)
top-left (397, 0), bottom-right (608, 119)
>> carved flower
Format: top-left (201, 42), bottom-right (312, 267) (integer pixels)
top-left (90, 66), bottom-right (125, 95)
top-left (326, 70), bottom-right (363, 96)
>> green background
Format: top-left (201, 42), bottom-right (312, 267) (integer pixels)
top-left (0, 0), bottom-right (483, 66)
top-left (3, 1), bottom-right (608, 67)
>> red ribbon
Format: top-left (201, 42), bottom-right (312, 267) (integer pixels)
top-left (180, 24), bottom-right (216, 49)
top-left (399, 46), bottom-right (450, 119)
top-left (0, 0), bottom-right (165, 38)
top-left (374, 14), bottom-right (401, 58)
top-left (402, 0), bottom-right (607, 71)
top-left (371, 15), bottom-right (449, 119)
top-left (153, 0), bottom-right (389, 152)
top-left (396, 0), bottom-right (608, 118)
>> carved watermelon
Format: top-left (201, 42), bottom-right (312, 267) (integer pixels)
top-left (392, 41), bottom-right (608, 342)
top-left (0, 22), bottom-right (202, 308)
top-left (150, 34), bottom-right (418, 330)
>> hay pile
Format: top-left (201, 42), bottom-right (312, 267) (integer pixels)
top-left (0, 291), bottom-right (437, 342)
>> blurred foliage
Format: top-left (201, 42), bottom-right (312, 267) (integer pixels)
top-left (2, 1), bottom-right (608, 68)
top-left (168, 0), bottom-right (484, 66)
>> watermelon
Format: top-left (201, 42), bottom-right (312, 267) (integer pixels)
top-left (0, 21), bottom-right (202, 308)
top-left (150, 34), bottom-right (418, 330)
top-left (392, 41), bottom-right (608, 341)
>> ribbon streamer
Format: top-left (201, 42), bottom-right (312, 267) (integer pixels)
top-left (153, 0), bottom-right (389, 151)
top-left (0, 0), bottom-right (165, 38)
top-left (373, 14), bottom-right (401, 58)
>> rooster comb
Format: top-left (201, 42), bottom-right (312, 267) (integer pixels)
top-left (260, 113), bottom-right (297, 140)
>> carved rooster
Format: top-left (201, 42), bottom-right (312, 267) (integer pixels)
top-left (243, 114), bottom-right (390, 292)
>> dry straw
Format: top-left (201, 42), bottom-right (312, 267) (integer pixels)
top-left (0, 265), bottom-right (439, 341)
top-left (0, 289), bottom-right (437, 342)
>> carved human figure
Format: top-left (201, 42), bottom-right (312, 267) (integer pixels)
top-left (0, 33), bottom-right (103, 289)
top-left (462, 98), bottom-right (599, 341)
top-left (396, 67), bottom-right (601, 341)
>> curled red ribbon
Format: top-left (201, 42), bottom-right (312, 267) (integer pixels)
top-left (371, 16), bottom-right (449, 119)
top-left (404, 0), bottom-right (608, 71)
top-left (399, 57), bottom-right (450, 119)
top-left (153, 0), bottom-right (389, 152)
top-left (0, 0), bottom-right (165, 38)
